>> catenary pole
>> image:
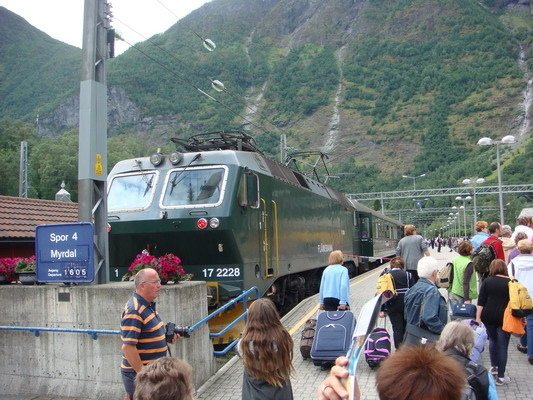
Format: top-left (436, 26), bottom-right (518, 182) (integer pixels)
top-left (78, 0), bottom-right (111, 283)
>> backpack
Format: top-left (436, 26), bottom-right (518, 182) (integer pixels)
top-left (364, 327), bottom-right (391, 368)
top-left (299, 317), bottom-right (317, 359)
top-left (464, 361), bottom-right (489, 400)
top-left (376, 269), bottom-right (396, 296)
top-left (437, 262), bottom-right (454, 289)
top-left (471, 244), bottom-right (496, 279)
top-left (508, 273), bottom-right (533, 318)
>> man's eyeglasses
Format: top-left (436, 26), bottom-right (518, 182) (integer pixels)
top-left (142, 279), bottom-right (161, 285)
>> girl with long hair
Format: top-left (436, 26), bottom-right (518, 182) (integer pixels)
top-left (238, 297), bottom-right (294, 399)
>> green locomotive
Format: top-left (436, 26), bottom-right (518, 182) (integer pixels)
top-left (107, 132), bottom-right (402, 343)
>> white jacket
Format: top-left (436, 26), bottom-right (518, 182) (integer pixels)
top-left (509, 254), bottom-right (533, 293)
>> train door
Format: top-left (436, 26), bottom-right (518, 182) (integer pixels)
top-left (259, 178), bottom-right (279, 279)
top-left (359, 213), bottom-right (373, 269)
top-left (352, 211), bottom-right (362, 259)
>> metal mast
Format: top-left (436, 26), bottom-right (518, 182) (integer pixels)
top-left (78, 0), bottom-right (113, 284)
top-left (19, 141), bottom-right (28, 198)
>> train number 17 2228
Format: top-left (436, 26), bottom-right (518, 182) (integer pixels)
top-left (202, 267), bottom-right (241, 278)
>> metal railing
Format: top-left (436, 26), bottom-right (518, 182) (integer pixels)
top-left (0, 286), bottom-right (261, 357)
top-left (189, 286), bottom-right (260, 356)
top-left (0, 325), bottom-right (119, 340)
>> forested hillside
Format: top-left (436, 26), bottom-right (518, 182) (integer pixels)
top-left (0, 0), bottom-right (531, 222)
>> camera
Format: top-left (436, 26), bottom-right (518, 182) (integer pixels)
top-left (165, 322), bottom-right (190, 342)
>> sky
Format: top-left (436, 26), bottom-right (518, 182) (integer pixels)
top-left (0, 0), bottom-right (212, 54)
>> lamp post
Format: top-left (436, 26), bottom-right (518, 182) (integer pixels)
top-left (477, 135), bottom-right (516, 225)
top-left (455, 196), bottom-right (471, 237)
top-left (402, 173), bottom-right (426, 191)
top-left (462, 177), bottom-right (485, 234)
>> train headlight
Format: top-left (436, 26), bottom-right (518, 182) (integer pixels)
top-left (209, 218), bottom-right (220, 229)
top-left (197, 218), bottom-right (208, 229)
top-left (169, 152), bottom-right (183, 165)
top-left (150, 150), bottom-right (164, 166)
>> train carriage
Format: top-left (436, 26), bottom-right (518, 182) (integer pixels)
top-left (107, 132), bottom-right (402, 342)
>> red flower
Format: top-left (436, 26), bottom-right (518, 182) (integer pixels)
top-left (0, 257), bottom-right (20, 282)
top-left (126, 252), bottom-right (189, 283)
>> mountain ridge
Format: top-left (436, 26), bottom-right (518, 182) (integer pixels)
top-left (0, 0), bottom-right (531, 205)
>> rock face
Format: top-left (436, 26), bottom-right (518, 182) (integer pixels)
top-left (38, 86), bottom-right (143, 137)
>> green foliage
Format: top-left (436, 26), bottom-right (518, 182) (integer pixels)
top-left (0, 119), bottom-right (37, 196)
top-left (264, 44), bottom-right (339, 124)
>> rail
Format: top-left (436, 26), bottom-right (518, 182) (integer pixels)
top-left (189, 286), bottom-right (261, 356)
top-left (0, 325), bottom-right (119, 340)
top-left (0, 286), bottom-right (261, 357)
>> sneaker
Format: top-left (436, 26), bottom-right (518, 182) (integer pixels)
top-left (517, 344), bottom-right (528, 354)
top-left (490, 366), bottom-right (498, 375)
top-left (495, 376), bottom-right (511, 386)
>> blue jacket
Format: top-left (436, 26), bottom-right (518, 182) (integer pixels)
top-left (319, 264), bottom-right (350, 305)
top-left (471, 232), bottom-right (490, 250)
top-left (404, 278), bottom-right (447, 334)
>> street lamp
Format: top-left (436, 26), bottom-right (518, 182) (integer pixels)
top-left (462, 177), bottom-right (485, 234)
top-left (455, 196), bottom-right (471, 237)
top-left (477, 135), bottom-right (516, 225)
top-left (402, 173), bottom-right (426, 191)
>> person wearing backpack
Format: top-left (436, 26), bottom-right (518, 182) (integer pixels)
top-left (449, 241), bottom-right (477, 309)
top-left (481, 222), bottom-right (505, 261)
top-left (476, 259), bottom-right (512, 385)
top-left (508, 239), bottom-right (533, 364)
top-left (437, 321), bottom-right (497, 400)
top-left (378, 256), bottom-right (415, 349)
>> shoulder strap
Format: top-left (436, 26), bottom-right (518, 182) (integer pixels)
top-left (510, 261), bottom-right (515, 277)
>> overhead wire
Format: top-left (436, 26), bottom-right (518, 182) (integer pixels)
top-left (113, 2), bottom-right (351, 175)
top-left (116, 33), bottom-right (272, 136)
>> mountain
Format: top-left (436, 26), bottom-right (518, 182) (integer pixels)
top-left (0, 7), bottom-right (81, 121)
top-left (0, 0), bottom-right (531, 211)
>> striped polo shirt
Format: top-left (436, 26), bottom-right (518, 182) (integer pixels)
top-left (120, 293), bottom-right (167, 370)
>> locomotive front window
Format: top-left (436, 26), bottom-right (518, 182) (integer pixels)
top-left (162, 166), bottom-right (227, 207)
top-left (108, 172), bottom-right (157, 211)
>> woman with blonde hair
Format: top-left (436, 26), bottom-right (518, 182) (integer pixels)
top-left (436, 321), bottom-right (497, 400)
top-left (476, 259), bottom-right (512, 385)
top-left (238, 298), bottom-right (294, 399)
top-left (319, 250), bottom-right (350, 311)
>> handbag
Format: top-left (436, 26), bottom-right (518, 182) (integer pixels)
top-left (451, 303), bottom-right (477, 318)
top-left (502, 303), bottom-right (525, 336)
top-left (404, 323), bottom-right (441, 345)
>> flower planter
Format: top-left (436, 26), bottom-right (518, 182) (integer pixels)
top-left (18, 271), bottom-right (37, 285)
top-left (0, 274), bottom-right (8, 285)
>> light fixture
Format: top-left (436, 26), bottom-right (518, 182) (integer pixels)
top-left (150, 149), bottom-right (163, 166)
top-left (169, 152), bottom-right (183, 165)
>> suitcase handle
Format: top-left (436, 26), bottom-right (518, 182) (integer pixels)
top-left (325, 310), bottom-right (349, 321)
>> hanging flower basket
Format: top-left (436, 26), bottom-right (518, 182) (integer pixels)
top-left (126, 252), bottom-right (191, 284)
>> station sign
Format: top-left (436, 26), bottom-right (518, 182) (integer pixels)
top-left (35, 222), bottom-right (95, 283)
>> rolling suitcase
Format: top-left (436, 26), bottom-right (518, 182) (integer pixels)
top-left (311, 310), bottom-right (356, 367)
top-left (300, 316), bottom-right (317, 359)
top-left (364, 327), bottom-right (391, 368)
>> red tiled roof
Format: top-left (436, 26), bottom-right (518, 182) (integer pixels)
top-left (0, 195), bottom-right (78, 239)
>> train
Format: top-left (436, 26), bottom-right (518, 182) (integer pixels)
top-left (106, 131), bottom-right (402, 343)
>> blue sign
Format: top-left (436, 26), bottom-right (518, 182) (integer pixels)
top-left (36, 223), bottom-right (95, 283)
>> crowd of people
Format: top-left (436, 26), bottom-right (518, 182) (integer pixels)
top-left (118, 215), bottom-right (533, 400)
top-left (319, 216), bottom-right (533, 399)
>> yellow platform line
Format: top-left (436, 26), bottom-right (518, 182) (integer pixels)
top-left (288, 268), bottom-right (382, 336)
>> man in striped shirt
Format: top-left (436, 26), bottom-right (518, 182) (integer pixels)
top-left (120, 268), bottom-right (178, 400)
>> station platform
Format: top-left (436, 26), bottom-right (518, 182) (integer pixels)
top-left (2, 248), bottom-right (532, 400)
top-left (197, 247), bottom-right (533, 400)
